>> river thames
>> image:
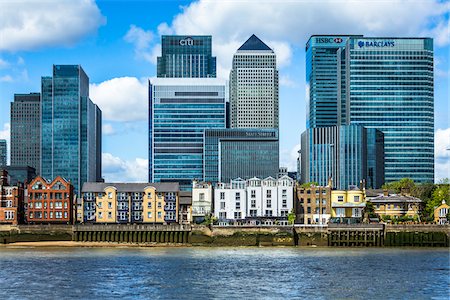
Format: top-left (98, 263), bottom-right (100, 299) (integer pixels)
top-left (0, 247), bottom-right (448, 299)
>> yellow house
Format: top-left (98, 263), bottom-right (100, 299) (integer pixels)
top-left (95, 186), bottom-right (117, 223)
top-left (434, 200), bottom-right (449, 225)
top-left (81, 182), bottom-right (179, 224)
top-left (368, 193), bottom-right (422, 219)
top-left (331, 189), bottom-right (365, 218)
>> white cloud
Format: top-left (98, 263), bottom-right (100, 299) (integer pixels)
top-left (152, 0), bottom-right (449, 79)
top-left (279, 75), bottom-right (298, 88)
top-left (102, 152), bottom-right (148, 182)
top-left (0, 123), bottom-right (10, 164)
top-left (280, 143), bottom-right (300, 172)
top-left (102, 124), bottom-right (115, 135)
top-left (0, 0), bottom-right (106, 51)
top-left (124, 25), bottom-right (156, 63)
top-left (90, 77), bottom-right (148, 122)
top-left (0, 75), bottom-right (13, 82)
top-left (435, 128), bottom-right (450, 181)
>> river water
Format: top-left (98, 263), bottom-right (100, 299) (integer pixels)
top-left (0, 247), bottom-right (448, 299)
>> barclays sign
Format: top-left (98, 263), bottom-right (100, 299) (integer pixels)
top-left (358, 40), bottom-right (395, 48)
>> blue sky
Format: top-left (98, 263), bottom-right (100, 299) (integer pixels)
top-left (0, 0), bottom-right (449, 182)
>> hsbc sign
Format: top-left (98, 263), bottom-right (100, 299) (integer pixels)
top-left (315, 37), bottom-right (344, 44)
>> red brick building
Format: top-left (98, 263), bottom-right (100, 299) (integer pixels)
top-left (0, 170), bottom-right (25, 225)
top-left (27, 176), bottom-right (74, 224)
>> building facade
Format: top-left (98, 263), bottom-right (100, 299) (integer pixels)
top-left (0, 170), bottom-right (25, 225)
top-left (10, 93), bottom-right (41, 172)
top-left (330, 188), bottom-right (366, 220)
top-left (296, 184), bottom-right (331, 225)
top-left (368, 192), bottom-right (422, 219)
top-left (300, 125), bottom-right (384, 189)
top-left (81, 182), bottom-right (179, 224)
top-left (41, 65), bottom-right (102, 194)
top-left (149, 78), bottom-right (226, 188)
top-left (192, 181), bottom-right (213, 223)
top-left (204, 128), bottom-right (279, 183)
top-left (306, 35), bottom-right (434, 183)
top-left (214, 176), bottom-right (294, 223)
top-left (0, 139), bottom-right (6, 167)
top-left (26, 176), bottom-right (74, 224)
top-left (230, 34), bottom-right (279, 128)
top-left (434, 201), bottom-right (449, 225)
top-left (157, 35), bottom-right (216, 78)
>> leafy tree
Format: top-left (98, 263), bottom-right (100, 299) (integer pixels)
top-left (287, 209), bottom-right (296, 225)
top-left (424, 180), bottom-right (450, 219)
top-left (382, 178), bottom-right (416, 193)
top-left (364, 201), bottom-right (378, 218)
top-left (300, 182), bottom-right (319, 188)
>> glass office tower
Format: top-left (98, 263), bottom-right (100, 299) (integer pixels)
top-left (0, 139), bottom-right (6, 167)
top-left (41, 65), bottom-right (102, 194)
top-left (306, 35), bottom-right (362, 128)
top-left (157, 35), bottom-right (216, 78)
top-left (149, 78), bottom-right (226, 189)
top-left (204, 128), bottom-right (279, 183)
top-left (344, 38), bottom-right (434, 183)
top-left (300, 125), bottom-right (384, 189)
top-left (10, 93), bottom-right (41, 173)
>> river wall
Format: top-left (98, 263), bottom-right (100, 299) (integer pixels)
top-left (0, 224), bottom-right (448, 247)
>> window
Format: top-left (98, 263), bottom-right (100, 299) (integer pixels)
top-left (199, 193), bottom-right (205, 201)
top-left (267, 199), bottom-right (272, 208)
top-left (147, 193), bottom-right (152, 198)
top-left (235, 192), bottom-right (240, 201)
top-left (220, 192), bottom-right (225, 200)
top-left (108, 192), bottom-right (112, 199)
top-left (98, 202), bottom-right (102, 208)
top-left (250, 210), bottom-right (257, 217)
top-left (235, 200), bottom-right (240, 210)
top-left (35, 202), bottom-right (42, 209)
top-left (234, 212), bottom-right (241, 219)
top-left (265, 210), bottom-right (272, 217)
top-left (148, 212), bottom-right (152, 218)
top-left (354, 196), bottom-right (360, 202)
top-left (99, 212), bottom-right (103, 218)
top-left (220, 202), bottom-right (225, 210)
top-left (307, 198), bottom-right (311, 204)
top-left (158, 202), bottom-right (162, 208)
top-left (157, 212), bottom-right (162, 219)
top-left (307, 207), bottom-right (311, 213)
top-left (147, 202), bottom-right (152, 209)
top-left (44, 212), bottom-right (47, 219)
top-left (64, 212), bottom-right (68, 218)
top-left (108, 202), bottom-right (112, 209)
top-left (219, 212), bottom-right (227, 219)
top-left (251, 190), bottom-right (256, 198)
top-left (64, 202), bottom-right (68, 209)
top-left (251, 199), bottom-right (256, 208)
top-left (108, 212), bottom-right (112, 219)
top-left (338, 196), bottom-right (344, 202)
top-left (55, 212), bottom-right (62, 219)
top-left (266, 190), bottom-right (271, 198)
top-left (29, 212), bottom-right (33, 219)
top-left (336, 208), bottom-right (345, 217)
top-left (50, 212), bottom-right (53, 219)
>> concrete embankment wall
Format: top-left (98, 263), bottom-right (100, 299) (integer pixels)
top-left (385, 225), bottom-right (449, 247)
top-left (0, 224), bottom-right (73, 244)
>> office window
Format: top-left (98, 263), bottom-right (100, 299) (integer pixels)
top-left (338, 196), bottom-right (344, 202)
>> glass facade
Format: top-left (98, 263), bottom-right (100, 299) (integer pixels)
top-left (0, 139), bottom-right (6, 167)
top-left (157, 35), bottom-right (216, 78)
top-left (204, 128), bottom-right (279, 183)
top-left (300, 125), bottom-right (384, 189)
top-left (345, 38), bottom-right (434, 183)
top-left (41, 65), bottom-right (102, 194)
top-left (10, 93), bottom-right (41, 173)
top-left (149, 78), bottom-right (226, 189)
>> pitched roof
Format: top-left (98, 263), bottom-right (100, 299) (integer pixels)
top-left (368, 194), bottom-right (422, 203)
top-left (81, 182), bottom-right (179, 193)
top-left (238, 34), bottom-right (273, 51)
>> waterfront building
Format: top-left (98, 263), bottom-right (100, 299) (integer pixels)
top-left (0, 170), bottom-right (25, 225)
top-left (157, 35), bottom-right (216, 78)
top-left (1, 166), bottom-right (36, 186)
top-left (26, 176), bottom-right (74, 224)
top-left (367, 191), bottom-right (422, 219)
top-left (306, 35), bottom-right (434, 183)
top-left (229, 34), bottom-right (279, 128)
top-left (148, 78), bottom-right (226, 188)
top-left (296, 184), bottom-right (331, 225)
top-left (300, 125), bottom-right (384, 189)
top-left (192, 181), bottom-right (213, 223)
top-left (214, 176), bottom-right (294, 224)
top-left (0, 139), bottom-right (6, 167)
top-left (204, 128), bottom-right (279, 183)
top-left (330, 188), bottom-right (366, 219)
top-left (434, 200), bottom-right (449, 225)
top-left (41, 65), bottom-right (102, 195)
top-left (10, 93), bottom-right (41, 172)
top-left (81, 182), bottom-right (179, 224)
top-left (179, 191), bottom-right (192, 225)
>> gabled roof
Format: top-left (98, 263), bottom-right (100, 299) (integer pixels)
top-left (238, 34), bottom-right (273, 51)
top-left (81, 182), bottom-right (179, 193)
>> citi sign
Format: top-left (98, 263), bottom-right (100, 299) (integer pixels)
top-left (315, 37), bottom-right (343, 44)
top-left (179, 37), bottom-right (194, 46)
top-left (358, 40), bottom-right (395, 48)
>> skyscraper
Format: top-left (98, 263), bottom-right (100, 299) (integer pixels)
top-left (305, 35), bottom-right (434, 184)
top-left (41, 65), bottom-right (102, 194)
top-left (10, 93), bottom-right (41, 172)
top-left (0, 139), bottom-right (6, 167)
top-left (149, 78), bottom-right (226, 188)
top-left (157, 35), bottom-right (216, 78)
top-left (300, 125), bottom-right (384, 189)
top-left (229, 34), bottom-right (279, 128)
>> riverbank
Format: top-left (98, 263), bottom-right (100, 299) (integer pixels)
top-left (0, 241), bottom-right (190, 248)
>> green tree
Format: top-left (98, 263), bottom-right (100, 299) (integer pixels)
top-left (382, 178), bottom-right (416, 193)
top-left (364, 201), bottom-right (378, 218)
top-left (300, 182), bottom-right (319, 188)
top-left (288, 209), bottom-right (296, 225)
top-left (424, 179), bottom-right (450, 219)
